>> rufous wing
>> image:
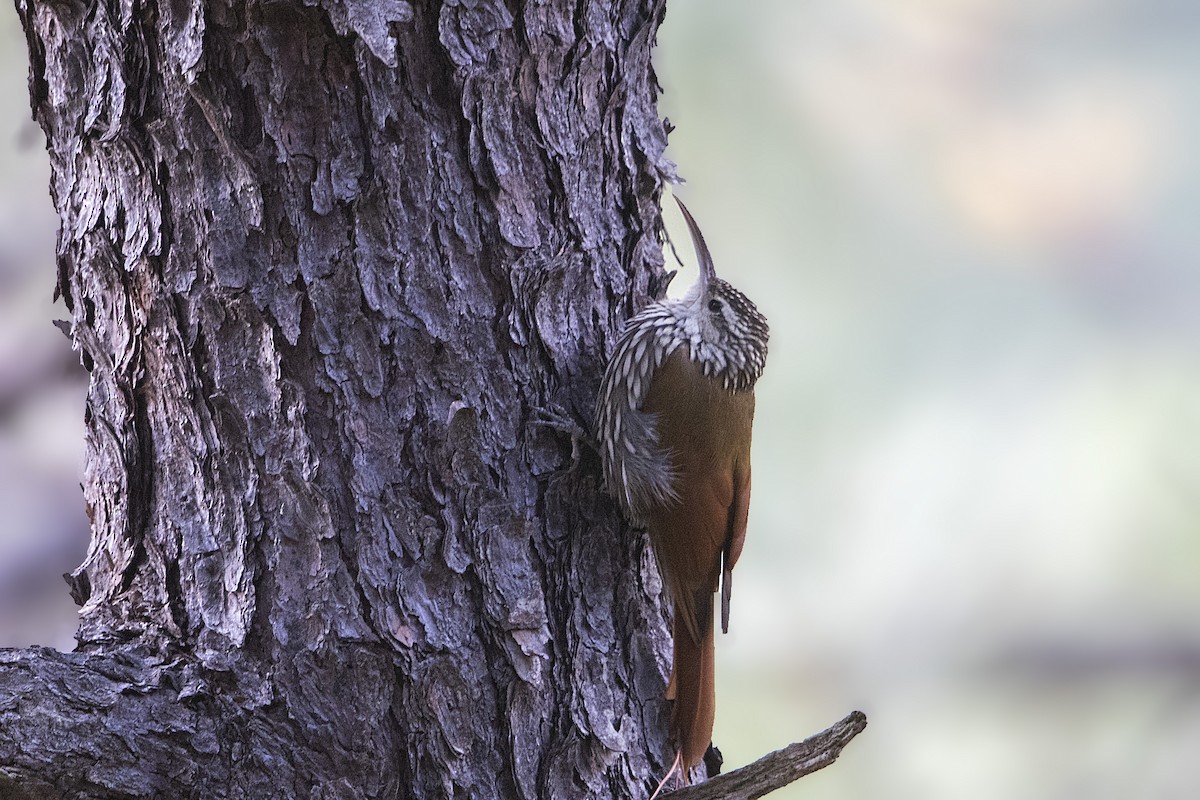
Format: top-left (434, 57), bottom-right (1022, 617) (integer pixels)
top-left (722, 452), bottom-right (751, 634)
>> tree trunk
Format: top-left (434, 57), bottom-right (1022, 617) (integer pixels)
top-left (4, 0), bottom-right (678, 797)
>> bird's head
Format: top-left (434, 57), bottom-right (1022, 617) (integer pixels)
top-left (672, 197), bottom-right (770, 390)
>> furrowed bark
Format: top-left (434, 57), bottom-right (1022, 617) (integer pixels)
top-left (7, 0), bottom-right (675, 796)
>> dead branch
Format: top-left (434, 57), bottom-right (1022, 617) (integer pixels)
top-left (667, 711), bottom-right (868, 799)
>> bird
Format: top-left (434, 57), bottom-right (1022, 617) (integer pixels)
top-left (594, 195), bottom-right (769, 784)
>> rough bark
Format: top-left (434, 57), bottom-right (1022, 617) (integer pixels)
top-left (7, 0), bottom-right (675, 797)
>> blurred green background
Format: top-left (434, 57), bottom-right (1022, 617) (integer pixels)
top-left (2, 2), bottom-right (1198, 798)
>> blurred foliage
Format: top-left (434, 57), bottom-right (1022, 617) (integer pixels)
top-left (656, 1), bottom-right (1200, 798)
top-left (0, 6), bottom-right (87, 652)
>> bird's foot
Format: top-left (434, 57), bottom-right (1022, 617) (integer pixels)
top-left (648, 751), bottom-right (685, 800)
top-left (528, 402), bottom-right (595, 466)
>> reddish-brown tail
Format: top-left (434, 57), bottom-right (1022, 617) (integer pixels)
top-left (667, 599), bottom-right (716, 771)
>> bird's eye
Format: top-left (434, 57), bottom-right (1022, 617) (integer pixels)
top-left (708, 299), bottom-right (722, 313)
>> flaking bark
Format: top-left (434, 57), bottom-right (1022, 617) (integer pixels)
top-left (5, 0), bottom-right (681, 797)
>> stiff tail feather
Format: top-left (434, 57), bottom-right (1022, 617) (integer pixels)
top-left (668, 596), bottom-right (716, 771)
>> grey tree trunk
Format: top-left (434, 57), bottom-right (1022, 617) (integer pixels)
top-left (2, 0), bottom-right (679, 797)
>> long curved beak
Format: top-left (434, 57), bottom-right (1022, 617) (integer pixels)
top-left (674, 196), bottom-right (717, 292)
